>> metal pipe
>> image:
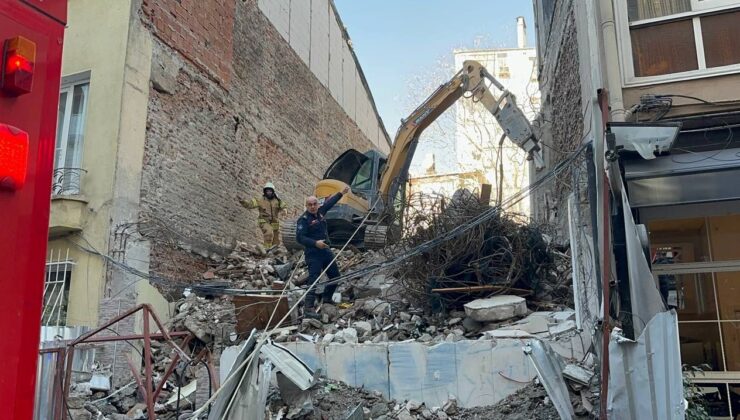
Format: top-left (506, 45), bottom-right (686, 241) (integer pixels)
top-left (69, 304), bottom-right (144, 346)
top-left (126, 354), bottom-right (146, 398)
top-left (78, 331), bottom-right (189, 344)
top-left (143, 310), bottom-right (154, 420)
top-left (598, 0), bottom-right (626, 122)
top-left (153, 335), bottom-right (193, 401)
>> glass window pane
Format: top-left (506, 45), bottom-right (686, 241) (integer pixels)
top-left (351, 159), bottom-right (374, 191)
top-left (708, 214), bottom-right (740, 262)
top-left (679, 323), bottom-right (724, 370)
top-left (627, 0), bottom-right (691, 21)
top-left (630, 19), bottom-right (698, 77)
top-left (721, 322), bottom-right (740, 372)
top-left (694, 383), bottom-right (731, 418)
top-left (716, 273), bottom-right (740, 321)
top-left (730, 383), bottom-right (740, 419)
top-left (649, 217), bottom-right (710, 263)
top-left (54, 91), bottom-right (68, 170)
top-left (701, 11), bottom-right (740, 68)
top-left (64, 83), bottom-right (88, 169)
top-left (671, 273), bottom-right (717, 321)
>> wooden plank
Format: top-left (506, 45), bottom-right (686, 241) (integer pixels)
top-left (431, 285), bottom-right (532, 296)
top-left (232, 294), bottom-right (289, 333)
top-left (480, 183), bottom-right (492, 205)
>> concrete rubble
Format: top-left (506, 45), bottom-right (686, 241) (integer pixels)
top-left (463, 296), bottom-right (528, 322)
top-left (66, 197), bottom-right (587, 418)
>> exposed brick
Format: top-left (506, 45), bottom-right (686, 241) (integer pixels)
top-left (142, 0), bottom-right (235, 85)
top-left (140, 0), bottom-right (377, 279)
top-left (531, 9), bottom-right (584, 240)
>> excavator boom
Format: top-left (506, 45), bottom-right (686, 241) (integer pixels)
top-left (378, 60), bottom-right (542, 205)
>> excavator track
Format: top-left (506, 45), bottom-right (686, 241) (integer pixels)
top-left (280, 220), bottom-right (301, 251)
top-left (363, 224), bottom-right (388, 249)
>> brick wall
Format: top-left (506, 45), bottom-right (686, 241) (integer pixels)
top-left (139, 0), bottom-right (377, 273)
top-left (531, 9), bottom-right (584, 240)
top-left (142, 0), bottom-right (235, 85)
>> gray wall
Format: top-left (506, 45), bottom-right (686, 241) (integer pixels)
top-left (258, 0), bottom-right (391, 153)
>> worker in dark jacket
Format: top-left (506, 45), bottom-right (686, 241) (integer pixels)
top-left (296, 186), bottom-right (350, 318)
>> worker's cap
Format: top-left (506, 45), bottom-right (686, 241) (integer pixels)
top-left (263, 182), bottom-right (276, 192)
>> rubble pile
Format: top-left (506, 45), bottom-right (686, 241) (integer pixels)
top-left (456, 379), bottom-right (596, 420)
top-left (66, 342), bottom-right (203, 420)
top-left (295, 297), bottom-right (578, 345)
top-left (267, 379), bottom-right (478, 419)
top-left (392, 191), bottom-right (571, 310)
top-left (270, 377), bottom-right (596, 419)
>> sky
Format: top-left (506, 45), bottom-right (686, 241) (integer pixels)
top-left (333, 0), bottom-right (536, 137)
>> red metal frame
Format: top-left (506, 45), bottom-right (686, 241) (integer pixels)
top-left (0, 1), bottom-right (67, 418)
top-left (61, 304), bottom-right (192, 420)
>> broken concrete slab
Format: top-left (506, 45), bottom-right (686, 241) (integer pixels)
top-left (353, 321), bottom-right (372, 337)
top-left (548, 320), bottom-right (577, 336)
top-left (260, 338), bottom-right (539, 409)
top-left (463, 295), bottom-right (527, 322)
top-left (498, 313), bottom-right (550, 334)
top-left (562, 364), bottom-right (594, 386)
top-left (483, 329), bottom-right (534, 339)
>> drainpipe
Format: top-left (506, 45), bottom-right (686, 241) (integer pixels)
top-left (598, 0), bottom-right (626, 122)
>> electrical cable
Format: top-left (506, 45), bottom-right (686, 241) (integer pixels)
top-left (659, 94), bottom-right (720, 106)
top-left (319, 141), bottom-right (589, 290)
top-left (190, 195), bottom-right (382, 418)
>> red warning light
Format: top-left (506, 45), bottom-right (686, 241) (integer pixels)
top-left (2, 36), bottom-right (36, 95)
top-left (0, 124), bottom-right (29, 191)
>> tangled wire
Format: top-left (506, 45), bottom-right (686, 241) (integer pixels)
top-left (386, 190), bottom-right (570, 310)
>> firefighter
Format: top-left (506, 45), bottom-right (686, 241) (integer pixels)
top-left (238, 182), bottom-right (287, 249)
top-left (296, 186), bottom-right (350, 318)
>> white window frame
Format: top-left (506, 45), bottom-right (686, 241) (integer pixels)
top-left (55, 72), bottom-right (90, 173)
top-left (614, 1), bottom-right (740, 87)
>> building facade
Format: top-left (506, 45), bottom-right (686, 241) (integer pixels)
top-left (453, 17), bottom-right (540, 215)
top-left (532, 0), bottom-right (740, 417)
top-left (44, 0), bottom-right (390, 383)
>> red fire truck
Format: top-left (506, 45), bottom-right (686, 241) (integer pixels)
top-left (0, 0), bottom-right (67, 417)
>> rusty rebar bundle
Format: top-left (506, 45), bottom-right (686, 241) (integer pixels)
top-left (388, 190), bottom-right (571, 310)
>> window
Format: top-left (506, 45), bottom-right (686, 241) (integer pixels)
top-left (54, 73), bottom-right (90, 195)
top-left (351, 158), bottom-right (374, 191)
top-left (43, 249), bottom-right (73, 327)
top-left (649, 214), bottom-right (740, 417)
top-left (616, 1), bottom-right (740, 84)
top-left (628, 0), bottom-right (691, 21)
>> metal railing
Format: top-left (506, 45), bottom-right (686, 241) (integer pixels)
top-left (42, 248), bottom-right (74, 328)
top-left (51, 167), bottom-right (86, 196)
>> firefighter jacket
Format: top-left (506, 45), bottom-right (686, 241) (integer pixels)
top-left (241, 196), bottom-right (286, 224)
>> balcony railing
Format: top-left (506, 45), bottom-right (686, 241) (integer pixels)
top-left (52, 167), bottom-right (86, 196)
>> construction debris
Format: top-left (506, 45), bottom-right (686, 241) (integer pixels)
top-left (463, 295), bottom-right (528, 322)
top-left (390, 191), bottom-right (571, 312)
top-left (65, 188), bottom-right (585, 419)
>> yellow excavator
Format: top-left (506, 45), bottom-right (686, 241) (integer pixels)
top-left (281, 60), bottom-right (542, 250)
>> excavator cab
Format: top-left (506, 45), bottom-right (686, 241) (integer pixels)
top-left (281, 149), bottom-right (389, 250)
top-left (321, 149), bottom-right (386, 202)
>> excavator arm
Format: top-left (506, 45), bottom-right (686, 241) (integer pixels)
top-left (379, 60), bottom-right (542, 205)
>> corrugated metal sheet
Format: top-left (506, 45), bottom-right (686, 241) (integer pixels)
top-left (621, 184), bottom-right (666, 338)
top-left (607, 311), bottom-right (685, 420)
